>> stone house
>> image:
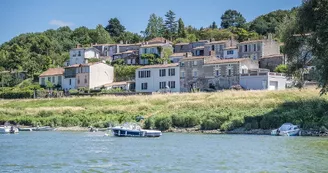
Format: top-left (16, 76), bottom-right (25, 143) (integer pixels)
top-left (66, 46), bottom-right (100, 66)
top-left (169, 52), bottom-right (192, 63)
top-left (174, 43), bottom-right (192, 53)
top-left (179, 55), bottom-right (216, 92)
top-left (259, 54), bottom-right (285, 72)
top-left (203, 58), bottom-right (259, 89)
top-left (238, 34), bottom-right (280, 60)
top-left (204, 39), bottom-right (238, 58)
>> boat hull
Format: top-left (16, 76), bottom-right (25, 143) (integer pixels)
top-left (0, 127), bottom-right (19, 134)
top-left (112, 128), bottom-right (162, 137)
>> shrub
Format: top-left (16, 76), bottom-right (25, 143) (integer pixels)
top-left (37, 110), bottom-right (54, 117)
top-left (0, 90), bottom-right (33, 99)
top-left (251, 120), bottom-right (259, 129)
top-left (245, 123), bottom-right (252, 131)
top-left (143, 117), bottom-right (155, 129)
top-left (155, 116), bottom-right (172, 131)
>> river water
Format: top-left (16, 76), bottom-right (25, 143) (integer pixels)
top-left (1, 132), bottom-right (327, 173)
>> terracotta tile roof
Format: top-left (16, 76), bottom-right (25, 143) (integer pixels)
top-left (147, 37), bottom-right (171, 44)
top-left (39, 68), bottom-right (64, 77)
top-left (205, 40), bottom-right (228, 45)
top-left (118, 43), bottom-right (142, 46)
top-left (138, 63), bottom-right (179, 69)
top-left (192, 46), bottom-right (205, 50)
top-left (261, 54), bottom-right (284, 59)
top-left (65, 62), bottom-right (103, 68)
top-left (181, 56), bottom-right (209, 61)
top-left (175, 42), bottom-right (190, 45)
top-left (205, 58), bottom-right (249, 65)
top-left (141, 43), bottom-right (169, 48)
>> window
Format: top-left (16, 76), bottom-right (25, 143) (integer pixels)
top-left (84, 76), bottom-right (87, 83)
top-left (69, 79), bottom-right (72, 85)
top-left (180, 62), bottom-right (185, 67)
top-left (181, 72), bottom-right (185, 78)
top-left (159, 82), bottom-right (166, 89)
top-left (48, 77), bottom-right (51, 81)
top-left (159, 69), bottom-right (166, 77)
top-left (193, 61), bottom-right (197, 66)
top-left (138, 70), bottom-right (151, 78)
top-left (219, 45), bottom-right (223, 51)
top-left (216, 70), bottom-right (219, 76)
top-left (212, 45), bottom-right (215, 51)
top-left (168, 81), bottom-right (176, 89)
top-left (58, 76), bottom-right (62, 85)
top-left (52, 77), bottom-right (55, 83)
top-left (78, 51), bottom-right (81, 56)
top-left (141, 83), bottom-right (148, 90)
top-left (253, 44), bottom-right (257, 51)
top-left (228, 69), bottom-right (232, 76)
top-left (227, 50), bottom-right (234, 55)
top-left (193, 71), bottom-right (198, 77)
top-left (244, 45), bottom-right (248, 52)
top-left (41, 78), bottom-right (45, 85)
top-left (168, 68), bottom-right (175, 76)
top-left (78, 77), bottom-right (80, 84)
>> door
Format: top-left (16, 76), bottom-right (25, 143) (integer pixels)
top-left (269, 81), bottom-right (278, 90)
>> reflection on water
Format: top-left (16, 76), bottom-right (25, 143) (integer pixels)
top-left (1, 132), bottom-right (328, 173)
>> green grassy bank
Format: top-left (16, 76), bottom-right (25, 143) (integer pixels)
top-left (0, 88), bottom-right (328, 131)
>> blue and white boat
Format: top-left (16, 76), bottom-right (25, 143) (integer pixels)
top-left (0, 126), bottom-right (19, 134)
top-left (111, 123), bottom-right (162, 137)
top-left (271, 123), bottom-right (301, 136)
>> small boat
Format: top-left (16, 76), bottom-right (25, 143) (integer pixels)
top-left (0, 126), bottom-right (19, 134)
top-left (18, 127), bottom-right (33, 131)
top-left (33, 126), bottom-right (56, 131)
top-left (271, 123), bottom-right (301, 136)
top-left (111, 123), bottom-right (162, 137)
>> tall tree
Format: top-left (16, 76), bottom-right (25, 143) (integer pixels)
top-left (283, 0), bottom-right (328, 94)
top-left (90, 24), bottom-right (114, 44)
top-left (164, 10), bottom-right (178, 40)
top-left (144, 14), bottom-right (165, 40)
top-left (177, 18), bottom-right (187, 38)
top-left (210, 21), bottom-right (218, 29)
top-left (119, 31), bottom-right (142, 44)
top-left (71, 26), bottom-right (92, 46)
top-left (220, 10), bottom-right (246, 29)
top-left (105, 18), bottom-right (126, 40)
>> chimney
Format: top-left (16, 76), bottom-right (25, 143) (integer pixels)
top-left (165, 39), bottom-right (167, 44)
top-left (248, 38), bottom-right (251, 41)
top-left (90, 43), bottom-right (93, 47)
top-left (146, 42), bottom-right (148, 45)
top-left (120, 40), bottom-right (123, 44)
top-left (230, 36), bottom-right (233, 47)
top-left (268, 33), bottom-right (273, 41)
top-left (76, 44), bottom-right (80, 48)
top-left (210, 38), bottom-right (212, 42)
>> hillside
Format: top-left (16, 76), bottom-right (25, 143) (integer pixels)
top-left (0, 88), bottom-right (327, 131)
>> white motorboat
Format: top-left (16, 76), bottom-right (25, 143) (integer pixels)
top-left (0, 126), bottom-right (19, 134)
top-left (111, 123), bottom-right (162, 137)
top-left (271, 123), bottom-right (301, 136)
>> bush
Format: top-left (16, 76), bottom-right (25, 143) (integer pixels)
top-left (0, 90), bottom-right (33, 99)
top-left (37, 110), bottom-right (54, 117)
top-left (155, 116), bottom-right (172, 131)
top-left (245, 123), bottom-right (252, 131)
top-left (143, 117), bottom-right (155, 129)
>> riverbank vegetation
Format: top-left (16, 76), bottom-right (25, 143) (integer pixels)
top-left (0, 89), bottom-right (327, 132)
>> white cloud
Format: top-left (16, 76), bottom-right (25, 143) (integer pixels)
top-left (49, 20), bottom-right (74, 27)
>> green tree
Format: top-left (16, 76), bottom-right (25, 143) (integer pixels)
top-left (119, 31), bottom-right (142, 44)
top-left (221, 10), bottom-right (246, 29)
top-left (230, 27), bottom-right (260, 42)
top-left (105, 18), bottom-right (126, 41)
top-left (144, 14), bottom-right (165, 40)
top-left (71, 26), bottom-right (92, 46)
top-left (284, 0), bottom-right (328, 94)
top-left (199, 28), bottom-right (234, 41)
top-left (177, 18), bottom-right (187, 38)
top-left (274, 64), bottom-right (288, 73)
top-left (90, 24), bottom-right (114, 44)
top-left (164, 10), bottom-right (178, 40)
top-left (249, 9), bottom-right (294, 36)
top-left (210, 21), bottom-right (218, 29)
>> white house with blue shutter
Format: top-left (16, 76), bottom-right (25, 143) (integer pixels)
top-left (135, 63), bottom-right (180, 93)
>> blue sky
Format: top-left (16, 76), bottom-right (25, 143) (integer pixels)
top-left (0, 0), bottom-right (301, 44)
